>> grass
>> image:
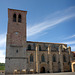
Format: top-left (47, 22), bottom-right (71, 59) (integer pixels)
top-left (0, 66), bottom-right (5, 70)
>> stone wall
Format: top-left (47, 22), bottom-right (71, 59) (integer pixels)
top-left (26, 43), bottom-right (71, 73)
top-left (5, 8), bottom-right (72, 74)
top-left (5, 9), bottom-right (27, 74)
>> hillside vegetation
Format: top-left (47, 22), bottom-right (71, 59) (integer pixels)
top-left (0, 63), bottom-right (5, 70)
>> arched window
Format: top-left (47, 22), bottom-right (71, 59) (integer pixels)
top-left (39, 45), bottom-right (41, 50)
top-left (13, 14), bottom-right (16, 22)
top-left (53, 54), bottom-right (56, 62)
top-left (63, 54), bottom-right (66, 62)
top-left (18, 14), bottom-right (21, 22)
top-left (30, 54), bottom-right (33, 62)
top-left (41, 54), bottom-right (45, 62)
top-left (28, 44), bottom-right (31, 50)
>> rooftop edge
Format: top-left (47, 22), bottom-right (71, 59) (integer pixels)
top-left (8, 8), bottom-right (27, 12)
top-left (27, 41), bottom-right (67, 45)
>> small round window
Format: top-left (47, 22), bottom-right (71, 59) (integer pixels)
top-left (15, 32), bottom-right (18, 35)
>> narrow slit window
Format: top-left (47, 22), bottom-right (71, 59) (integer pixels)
top-left (63, 55), bottom-right (66, 62)
top-left (53, 54), bottom-right (56, 62)
top-left (41, 54), bottom-right (45, 62)
top-left (16, 50), bottom-right (18, 53)
top-left (30, 54), bottom-right (33, 62)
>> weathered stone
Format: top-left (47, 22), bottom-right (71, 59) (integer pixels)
top-left (5, 8), bottom-right (75, 74)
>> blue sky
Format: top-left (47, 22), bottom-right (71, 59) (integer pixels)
top-left (0, 0), bottom-right (75, 63)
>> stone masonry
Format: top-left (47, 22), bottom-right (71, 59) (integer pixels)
top-left (5, 9), bottom-right (74, 74)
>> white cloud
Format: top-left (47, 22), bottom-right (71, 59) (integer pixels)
top-left (64, 34), bottom-right (75, 40)
top-left (0, 50), bottom-right (5, 63)
top-left (27, 6), bottom-right (75, 37)
top-left (0, 33), bottom-right (6, 48)
top-left (63, 41), bottom-right (75, 45)
top-left (0, 33), bottom-right (6, 63)
top-left (70, 46), bottom-right (75, 51)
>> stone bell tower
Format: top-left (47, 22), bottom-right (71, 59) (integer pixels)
top-left (5, 9), bottom-right (27, 74)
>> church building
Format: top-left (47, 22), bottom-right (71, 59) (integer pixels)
top-left (5, 9), bottom-right (74, 74)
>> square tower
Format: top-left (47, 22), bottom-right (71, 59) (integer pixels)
top-left (5, 9), bottom-right (27, 74)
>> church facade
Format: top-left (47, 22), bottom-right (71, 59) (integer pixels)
top-left (5, 9), bottom-right (74, 74)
